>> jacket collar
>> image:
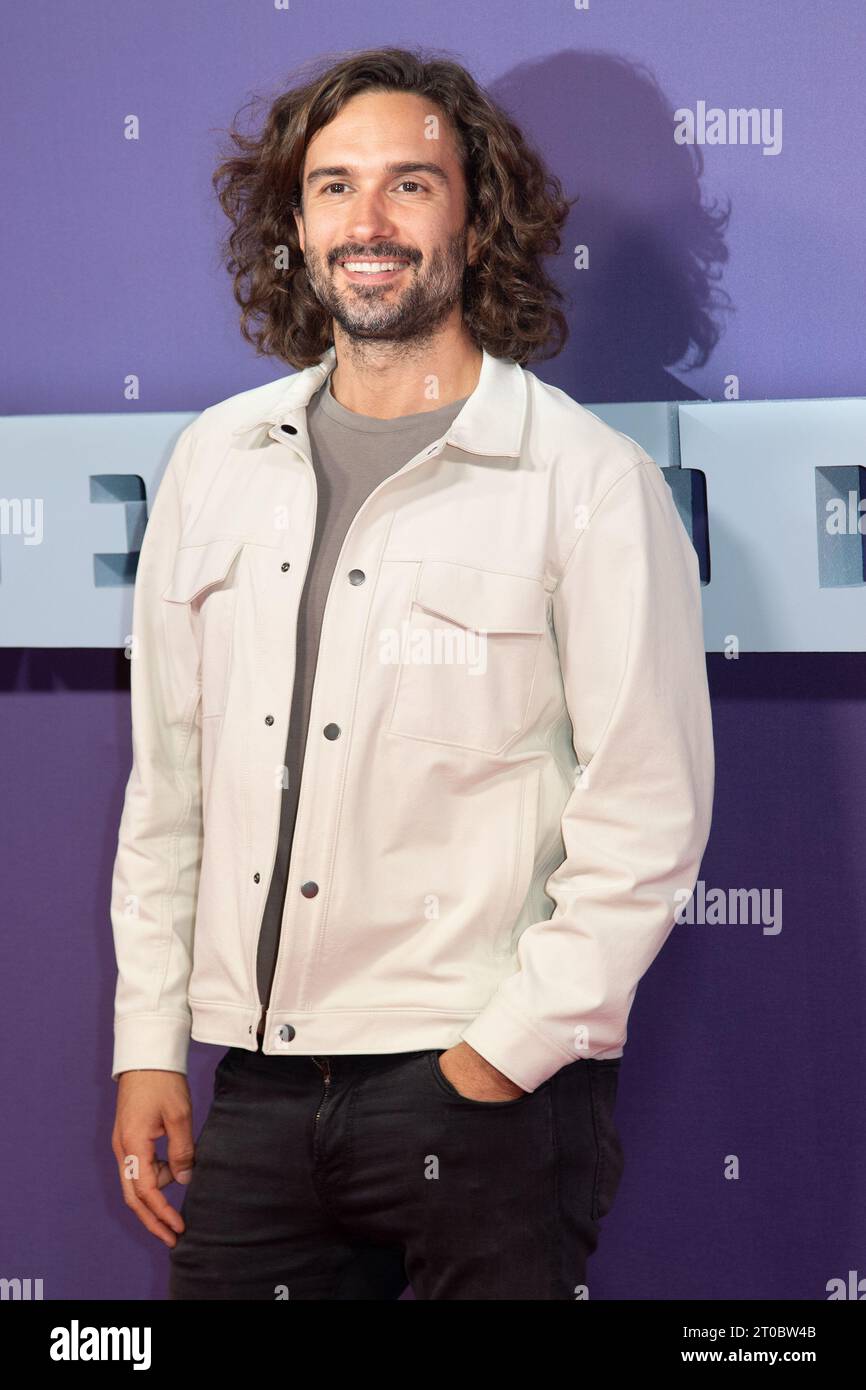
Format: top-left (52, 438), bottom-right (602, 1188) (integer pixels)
top-left (230, 345), bottom-right (527, 459)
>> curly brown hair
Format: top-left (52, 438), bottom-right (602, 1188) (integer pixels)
top-left (212, 46), bottom-right (574, 368)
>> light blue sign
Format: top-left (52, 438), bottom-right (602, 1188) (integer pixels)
top-left (1, 399), bottom-right (864, 650)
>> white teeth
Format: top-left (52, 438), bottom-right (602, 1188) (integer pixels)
top-left (342, 262), bottom-right (406, 273)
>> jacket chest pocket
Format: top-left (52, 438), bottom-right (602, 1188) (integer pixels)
top-left (162, 539), bottom-right (246, 718)
top-left (387, 560), bottom-right (548, 755)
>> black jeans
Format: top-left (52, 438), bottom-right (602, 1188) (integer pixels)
top-left (168, 1044), bottom-right (625, 1300)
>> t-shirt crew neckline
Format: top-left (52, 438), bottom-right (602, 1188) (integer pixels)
top-left (315, 374), bottom-right (471, 434)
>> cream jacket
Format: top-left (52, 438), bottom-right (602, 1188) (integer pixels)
top-left (110, 345), bottom-right (715, 1091)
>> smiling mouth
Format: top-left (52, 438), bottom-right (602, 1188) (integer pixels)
top-left (338, 258), bottom-right (411, 282)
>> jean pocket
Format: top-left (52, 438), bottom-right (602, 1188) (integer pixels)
top-left (587, 1059), bottom-right (625, 1220)
top-left (427, 1049), bottom-right (536, 1108)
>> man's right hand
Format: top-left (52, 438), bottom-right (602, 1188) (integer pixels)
top-left (111, 1070), bottom-right (195, 1247)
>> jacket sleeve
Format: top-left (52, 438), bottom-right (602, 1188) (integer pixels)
top-left (460, 455), bottom-right (715, 1092)
top-left (109, 423), bottom-right (203, 1081)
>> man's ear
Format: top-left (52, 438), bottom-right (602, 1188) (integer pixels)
top-left (293, 207), bottom-right (305, 254)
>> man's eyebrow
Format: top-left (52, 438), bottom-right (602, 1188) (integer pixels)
top-left (304, 161), bottom-right (451, 186)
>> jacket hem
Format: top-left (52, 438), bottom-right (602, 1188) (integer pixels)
top-left (189, 1000), bottom-right (499, 1058)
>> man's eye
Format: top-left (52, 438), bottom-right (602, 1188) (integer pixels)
top-left (322, 181), bottom-right (423, 195)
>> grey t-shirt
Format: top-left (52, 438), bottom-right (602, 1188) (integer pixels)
top-left (255, 376), bottom-right (471, 1021)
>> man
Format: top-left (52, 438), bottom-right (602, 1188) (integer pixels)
top-left (110, 47), bottom-right (715, 1300)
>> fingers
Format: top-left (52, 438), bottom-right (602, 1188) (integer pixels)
top-left (165, 1112), bottom-right (197, 1188)
top-left (122, 1167), bottom-right (183, 1247)
top-left (113, 1130), bottom-right (187, 1247)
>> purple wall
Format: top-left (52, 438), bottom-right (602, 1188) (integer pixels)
top-left (3, 1), bottom-right (864, 1300)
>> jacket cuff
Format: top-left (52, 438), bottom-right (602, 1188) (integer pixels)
top-left (111, 1014), bottom-right (191, 1082)
top-left (460, 1001), bottom-right (576, 1093)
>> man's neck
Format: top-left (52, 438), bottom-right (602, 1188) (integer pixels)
top-left (328, 325), bottom-right (482, 420)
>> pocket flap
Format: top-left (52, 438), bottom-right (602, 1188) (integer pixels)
top-left (161, 539), bottom-right (245, 604)
top-left (414, 561), bottom-right (547, 634)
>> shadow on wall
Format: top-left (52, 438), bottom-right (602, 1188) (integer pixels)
top-left (488, 49), bottom-right (734, 402)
